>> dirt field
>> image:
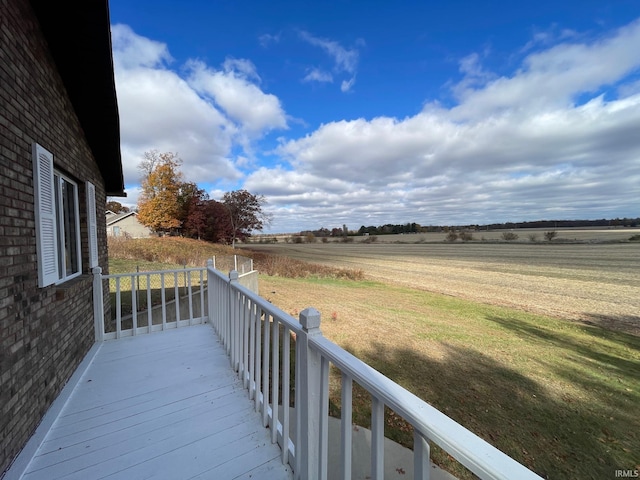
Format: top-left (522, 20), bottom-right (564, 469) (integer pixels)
top-left (245, 240), bottom-right (640, 335)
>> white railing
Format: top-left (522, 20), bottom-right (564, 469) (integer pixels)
top-left (211, 254), bottom-right (254, 274)
top-left (92, 266), bottom-right (208, 340)
top-left (207, 262), bottom-right (543, 480)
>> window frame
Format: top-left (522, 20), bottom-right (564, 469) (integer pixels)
top-left (53, 170), bottom-right (82, 283)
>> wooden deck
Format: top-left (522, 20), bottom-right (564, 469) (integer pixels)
top-left (11, 325), bottom-right (293, 480)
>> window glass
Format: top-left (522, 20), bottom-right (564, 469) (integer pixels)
top-left (54, 172), bottom-right (81, 281)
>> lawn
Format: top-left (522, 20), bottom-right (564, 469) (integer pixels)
top-left (260, 274), bottom-right (640, 480)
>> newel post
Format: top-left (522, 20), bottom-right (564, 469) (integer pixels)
top-left (92, 267), bottom-right (104, 342)
top-left (297, 308), bottom-right (322, 480)
top-left (229, 270), bottom-right (240, 371)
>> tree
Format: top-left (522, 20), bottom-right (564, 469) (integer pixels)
top-left (137, 152), bottom-right (183, 235)
top-left (106, 200), bottom-right (129, 213)
top-left (177, 182), bottom-right (208, 239)
top-left (222, 190), bottom-right (272, 247)
top-left (201, 200), bottom-right (234, 243)
top-left (544, 230), bottom-right (558, 242)
top-left (181, 196), bottom-right (209, 240)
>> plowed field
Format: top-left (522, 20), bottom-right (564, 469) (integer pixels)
top-left (246, 242), bottom-right (640, 335)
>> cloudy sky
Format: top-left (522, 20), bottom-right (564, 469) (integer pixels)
top-left (108, 0), bottom-right (640, 233)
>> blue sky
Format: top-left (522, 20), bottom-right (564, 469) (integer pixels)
top-left (108, 0), bottom-right (640, 233)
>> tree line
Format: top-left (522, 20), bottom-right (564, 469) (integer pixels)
top-left (108, 151), bottom-right (271, 246)
top-left (301, 217), bottom-right (640, 238)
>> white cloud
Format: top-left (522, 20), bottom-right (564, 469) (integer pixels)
top-left (187, 59), bottom-right (287, 135)
top-left (111, 25), bottom-right (287, 194)
top-left (299, 31), bottom-right (359, 74)
top-left (303, 68), bottom-right (333, 83)
top-left (256, 20), bottom-right (640, 232)
top-left (341, 77), bottom-right (356, 93)
top-left (298, 30), bottom-right (361, 91)
top-left (450, 18), bottom-right (640, 119)
top-left (259, 32), bottom-right (281, 48)
top-left (111, 24), bottom-right (173, 69)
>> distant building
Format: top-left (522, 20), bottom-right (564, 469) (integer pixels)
top-left (106, 211), bottom-right (154, 238)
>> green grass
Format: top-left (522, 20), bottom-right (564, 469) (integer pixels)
top-left (260, 275), bottom-right (640, 480)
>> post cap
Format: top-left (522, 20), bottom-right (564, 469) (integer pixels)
top-left (299, 307), bottom-right (321, 331)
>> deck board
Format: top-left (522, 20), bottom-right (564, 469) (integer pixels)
top-left (17, 325), bottom-right (292, 480)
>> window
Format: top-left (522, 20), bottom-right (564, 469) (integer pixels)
top-left (33, 143), bottom-right (97, 287)
top-left (53, 171), bottom-right (81, 281)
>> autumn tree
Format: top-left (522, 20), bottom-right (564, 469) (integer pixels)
top-left (222, 190), bottom-right (272, 247)
top-left (137, 151), bottom-right (183, 235)
top-left (200, 200), bottom-right (234, 243)
top-left (179, 183), bottom-right (209, 239)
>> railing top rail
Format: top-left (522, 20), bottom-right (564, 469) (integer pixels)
top-left (311, 335), bottom-right (542, 480)
top-left (103, 267), bottom-right (207, 280)
top-left (207, 266), bottom-right (304, 335)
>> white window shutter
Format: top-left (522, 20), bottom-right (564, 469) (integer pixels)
top-left (32, 143), bottom-right (58, 287)
top-left (87, 182), bottom-right (99, 268)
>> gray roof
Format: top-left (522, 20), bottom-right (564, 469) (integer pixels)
top-left (106, 212), bottom-right (137, 225)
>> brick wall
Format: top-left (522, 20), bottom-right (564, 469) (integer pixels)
top-left (0, 0), bottom-right (111, 473)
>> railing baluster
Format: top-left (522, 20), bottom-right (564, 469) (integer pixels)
top-left (255, 306), bottom-right (262, 413)
top-left (341, 374), bottom-right (353, 480)
top-left (319, 356), bottom-right (330, 480)
top-left (241, 295), bottom-right (249, 386)
top-left (187, 270), bottom-right (194, 326)
top-left (238, 291), bottom-right (244, 377)
top-left (371, 396), bottom-right (384, 480)
top-left (160, 273), bottom-right (167, 330)
top-left (146, 273), bottom-right (152, 332)
top-left (130, 274), bottom-right (137, 335)
top-left (262, 312), bottom-right (271, 427)
top-left (234, 290), bottom-right (240, 372)
top-left (219, 273), bottom-right (225, 341)
top-left (249, 300), bottom-right (256, 400)
top-left (282, 325), bottom-right (290, 464)
top-left (229, 278), bottom-right (236, 370)
top-left (414, 430), bottom-right (431, 480)
top-left (115, 276), bottom-right (121, 339)
top-left (174, 271), bottom-right (180, 327)
top-left (271, 318), bottom-right (280, 444)
top-left (199, 268), bottom-right (205, 323)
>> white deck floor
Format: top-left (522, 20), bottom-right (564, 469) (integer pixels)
top-left (11, 325), bottom-right (293, 480)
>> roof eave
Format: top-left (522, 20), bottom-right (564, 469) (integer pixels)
top-left (30, 0), bottom-right (125, 196)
